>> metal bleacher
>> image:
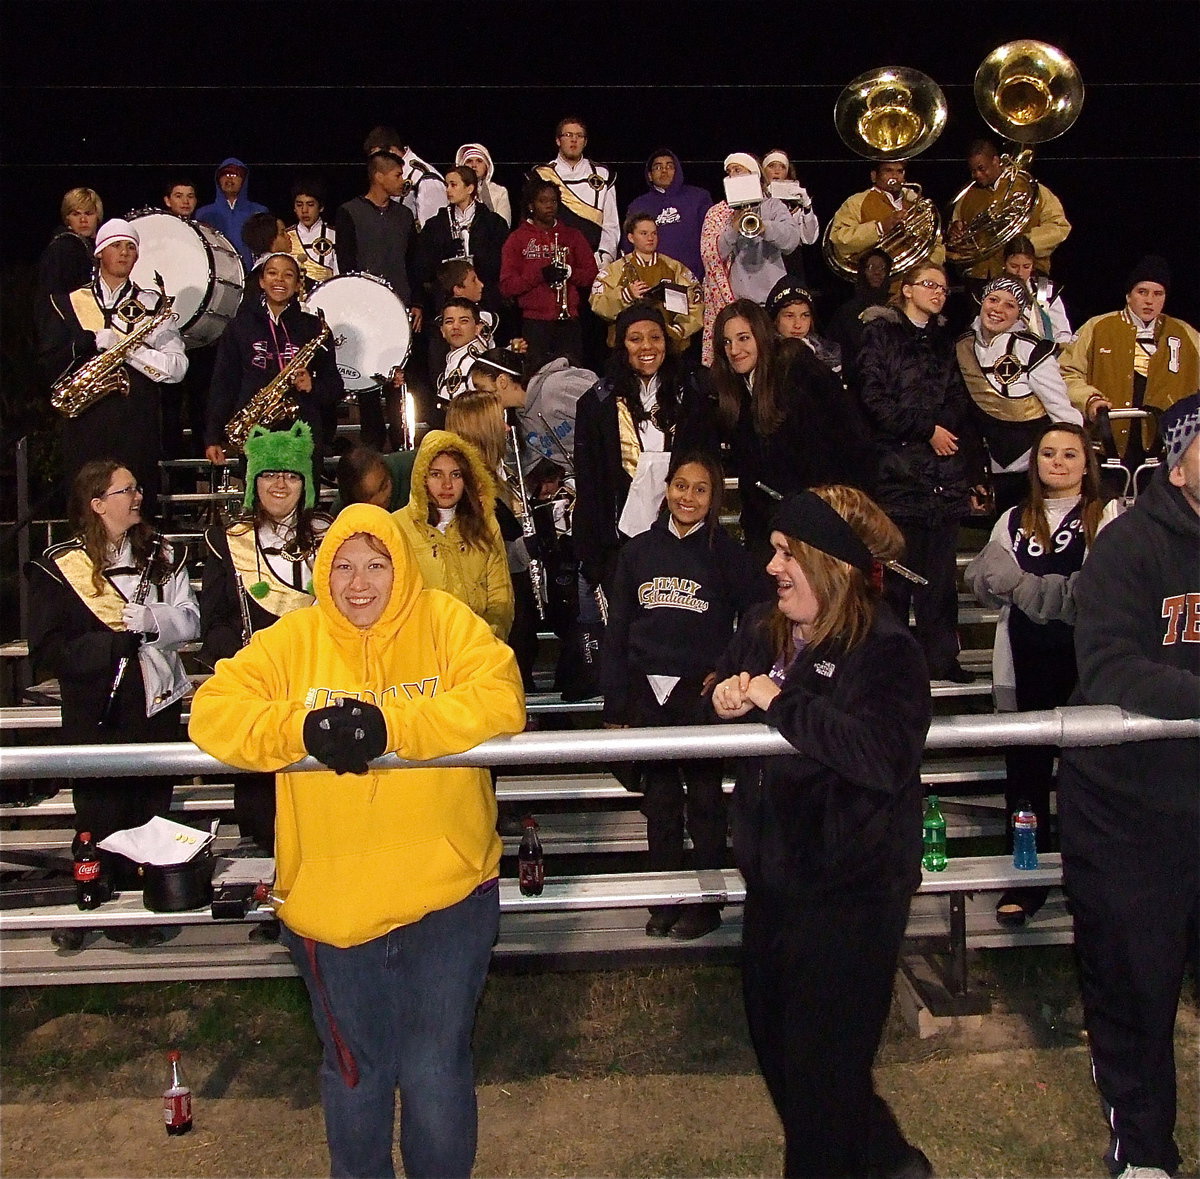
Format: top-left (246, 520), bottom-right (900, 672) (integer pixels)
top-left (1, 460), bottom-right (1071, 1003)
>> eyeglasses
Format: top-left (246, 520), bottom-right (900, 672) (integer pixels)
top-left (913, 279), bottom-right (949, 295)
top-left (100, 483), bottom-right (142, 499)
top-left (258, 471), bottom-right (304, 484)
top-left (559, 132), bottom-right (586, 140)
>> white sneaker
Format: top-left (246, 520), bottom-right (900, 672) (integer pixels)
top-left (1116, 1167), bottom-right (1171, 1178)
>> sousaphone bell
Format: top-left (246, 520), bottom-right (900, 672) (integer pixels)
top-left (822, 67), bottom-right (948, 280)
top-left (946, 40), bottom-right (1084, 265)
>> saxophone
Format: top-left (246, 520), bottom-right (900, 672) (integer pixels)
top-left (50, 286), bottom-right (176, 419)
top-left (225, 314), bottom-right (331, 452)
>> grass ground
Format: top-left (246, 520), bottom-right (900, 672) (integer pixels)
top-left (1, 949), bottom-right (1197, 1177)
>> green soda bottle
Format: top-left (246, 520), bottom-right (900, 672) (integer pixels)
top-left (922, 795), bottom-right (947, 871)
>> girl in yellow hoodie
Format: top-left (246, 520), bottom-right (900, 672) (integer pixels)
top-left (394, 429), bottom-right (514, 641)
top-left (189, 503), bottom-right (525, 1178)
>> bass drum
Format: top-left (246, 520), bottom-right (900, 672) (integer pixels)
top-left (128, 210), bottom-right (244, 348)
top-left (305, 272), bottom-right (412, 392)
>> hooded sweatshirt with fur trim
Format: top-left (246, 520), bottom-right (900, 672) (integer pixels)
top-left (188, 503), bottom-right (526, 948)
top-left (394, 430), bottom-right (514, 640)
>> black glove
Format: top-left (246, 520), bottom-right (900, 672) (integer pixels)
top-left (111, 631), bottom-right (143, 660)
top-left (542, 263), bottom-right (569, 286)
top-left (303, 699), bottom-right (388, 775)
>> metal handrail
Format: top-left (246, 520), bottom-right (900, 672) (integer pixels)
top-left (1, 706), bottom-right (1194, 780)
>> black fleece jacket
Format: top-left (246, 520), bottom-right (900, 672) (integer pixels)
top-left (1061, 471), bottom-right (1200, 815)
top-left (715, 601), bottom-right (932, 901)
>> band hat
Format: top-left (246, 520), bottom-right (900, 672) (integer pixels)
top-left (1160, 392), bottom-right (1200, 471)
top-left (765, 276), bottom-right (815, 320)
top-left (723, 152), bottom-right (760, 176)
top-left (981, 276), bottom-right (1031, 312)
top-left (1125, 254), bottom-right (1171, 295)
top-left (761, 150), bottom-right (791, 171)
top-left (772, 491), bottom-right (875, 574)
top-left (93, 219), bottom-right (139, 256)
top-left (243, 421), bottom-right (315, 510)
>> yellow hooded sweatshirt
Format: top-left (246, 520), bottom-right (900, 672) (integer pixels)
top-left (188, 503), bottom-right (526, 948)
top-left (394, 430), bottom-right (514, 640)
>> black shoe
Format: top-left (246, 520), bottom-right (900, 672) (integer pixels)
top-left (51, 928), bottom-right (87, 952)
top-left (933, 663), bottom-right (975, 684)
top-left (870, 1146), bottom-right (934, 1179)
top-left (249, 918), bottom-right (280, 943)
top-left (668, 906), bottom-right (722, 940)
top-left (645, 908), bottom-right (680, 938)
top-left (995, 887), bottom-right (1048, 927)
top-left (104, 926), bottom-right (167, 948)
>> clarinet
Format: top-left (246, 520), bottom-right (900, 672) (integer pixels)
top-left (508, 423), bottom-right (547, 621)
top-left (99, 538), bottom-right (160, 728)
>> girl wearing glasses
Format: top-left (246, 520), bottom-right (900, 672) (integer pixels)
top-left (26, 460), bottom-right (199, 950)
top-left (199, 422), bottom-right (330, 856)
top-left (857, 262), bottom-right (988, 683)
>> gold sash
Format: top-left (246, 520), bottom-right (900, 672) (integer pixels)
top-left (51, 547), bottom-right (129, 628)
top-left (535, 165), bottom-right (604, 228)
top-left (616, 398), bottom-right (641, 479)
top-left (225, 524), bottom-right (314, 619)
top-left (956, 336), bottom-right (1046, 423)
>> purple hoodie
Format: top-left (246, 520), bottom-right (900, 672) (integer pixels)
top-left (623, 149), bottom-right (713, 280)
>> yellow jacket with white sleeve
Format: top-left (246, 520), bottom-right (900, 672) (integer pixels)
top-left (188, 503), bottom-right (526, 948)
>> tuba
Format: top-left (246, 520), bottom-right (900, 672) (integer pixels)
top-left (821, 67), bottom-right (947, 281)
top-left (947, 41), bottom-right (1084, 266)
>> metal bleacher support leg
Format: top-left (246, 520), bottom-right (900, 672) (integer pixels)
top-left (901, 891), bottom-right (991, 1018)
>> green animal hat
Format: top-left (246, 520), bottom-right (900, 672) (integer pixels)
top-left (243, 421), bottom-right (315, 510)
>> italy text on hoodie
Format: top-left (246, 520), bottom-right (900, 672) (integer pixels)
top-left (188, 503), bottom-right (525, 948)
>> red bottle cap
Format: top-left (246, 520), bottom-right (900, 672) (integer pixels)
top-left (168, 1050), bottom-right (180, 1062)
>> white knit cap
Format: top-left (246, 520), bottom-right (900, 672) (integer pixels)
top-left (93, 218), bottom-right (139, 256)
top-left (723, 152), bottom-right (760, 176)
top-left (762, 150), bottom-right (790, 171)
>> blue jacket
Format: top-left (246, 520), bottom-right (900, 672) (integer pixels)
top-left (624, 150), bottom-right (713, 280)
top-left (196, 157), bottom-right (269, 269)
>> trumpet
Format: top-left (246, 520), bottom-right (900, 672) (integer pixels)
top-left (550, 234), bottom-right (571, 320)
top-left (736, 207), bottom-right (764, 239)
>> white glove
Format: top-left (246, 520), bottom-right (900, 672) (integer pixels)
top-left (95, 328), bottom-right (119, 351)
top-left (795, 187), bottom-right (812, 210)
top-left (121, 603), bottom-right (156, 636)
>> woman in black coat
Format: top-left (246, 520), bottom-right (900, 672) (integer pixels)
top-left (573, 303), bottom-right (718, 590)
top-left (857, 262), bottom-right (987, 682)
top-left (712, 486), bottom-right (932, 1179)
top-left (710, 299), bottom-right (873, 561)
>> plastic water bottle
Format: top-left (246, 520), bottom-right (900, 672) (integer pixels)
top-left (1012, 802), bottom-right (1039, 870)
top-left (163, 1049), bottom-right (193, 1135)
top-left (518, 816), bottom-right (545, 897)
top-left (922, 796), bottom-right (947, 872)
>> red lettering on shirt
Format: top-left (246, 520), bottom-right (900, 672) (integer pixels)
top-left (1161, 595), bottom-right (1186, 645)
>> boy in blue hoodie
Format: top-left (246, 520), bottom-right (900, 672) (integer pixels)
top-left (196, 157), bottom-right (269, 269)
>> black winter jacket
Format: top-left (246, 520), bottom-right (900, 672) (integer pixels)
top-left (1061, 472), bottom-right (1200, 816)
top-left (728, 340), bottom-right (875, 555)
top-left (857, 307), bottom-right (985, 522)
top-left (715, 601), bottom-right (931, 901)
top-left (573, 367), bottom-right (719, 586)
top-left (205, 299), bottom-right (344, 449)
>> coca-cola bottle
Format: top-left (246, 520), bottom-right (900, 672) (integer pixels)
top-left (73, 831), bottom-right (108, 910)
top-left (518, 816), bottom-right (545, 897)
top-left (163, 1049), bottom-right (193, 1135)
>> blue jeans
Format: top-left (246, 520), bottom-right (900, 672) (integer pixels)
top-left (281, 881), bottom-right (500, 1178)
